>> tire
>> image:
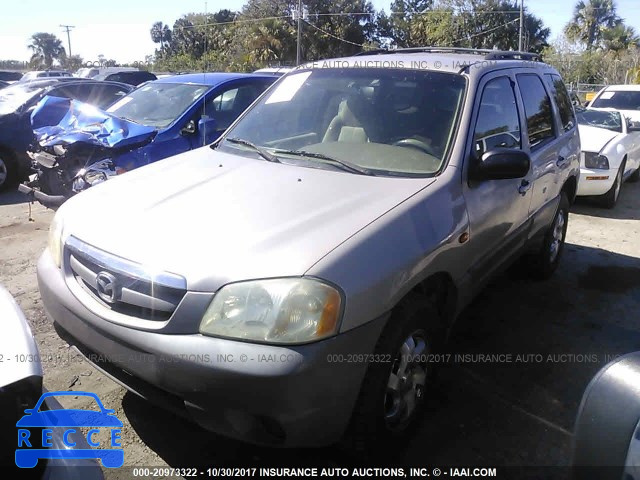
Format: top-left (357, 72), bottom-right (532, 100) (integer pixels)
top-left (628, 165), bottom-right (640, 183)
top-left (0, 150), bottom-right (17, 193)
top-left (343, 293), bottom-right (444, 456)
top-left (526, 191), bottom-right (570, 280)
top-left (600, 163), bottom-right (624, 209)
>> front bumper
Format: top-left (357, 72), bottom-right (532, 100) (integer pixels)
top-left (37, 250), bottom-right (387, 447)
top-left (577, 167), bottom-right (615, 197)
top-left (18, 183), bottom-right (66, 209)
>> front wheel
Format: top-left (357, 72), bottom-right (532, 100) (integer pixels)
top-left (0, 151), bottom-right (17, 192)
top-left (628, 165), bottom-right (640, 183)
top-left (525, 191), bottom-right (570, 280)
top-left (343, 294), bottom-right (444, 455)
top-left (600, 163), bottom-right (624, 209)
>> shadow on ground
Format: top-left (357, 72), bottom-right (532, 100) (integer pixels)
top-left (122, 240), bottom-right (640, 470)
top-left (0, 189), bottom-right (29, 206)
top-left (571, 180), bottom-right (640, 221)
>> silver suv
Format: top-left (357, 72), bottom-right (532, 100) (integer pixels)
top-left (38, 48), bottom-right (580, 450)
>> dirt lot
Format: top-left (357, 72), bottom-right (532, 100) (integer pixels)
top-left (1, 180), bottom-right (639, 478)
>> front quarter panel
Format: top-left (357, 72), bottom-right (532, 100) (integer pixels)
top-left (306, 168), bottom-right (468, 333)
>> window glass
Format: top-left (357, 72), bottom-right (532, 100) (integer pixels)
top-left (204, 83), bottom-right (270, 131)
top-left (545, 73), bottom-right (575, 132)
top-left (591, 90), bottom-right (640, 110)
top-left (220, 69), bottom-right (466, 176)
top-left (517, 74), bottom-right (556, 148)
top-left (473, 76), bottom-right (521, 157)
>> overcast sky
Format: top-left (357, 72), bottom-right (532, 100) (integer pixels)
top-left (2, 0), bottom-right (640, 64)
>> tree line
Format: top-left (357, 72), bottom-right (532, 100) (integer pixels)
top-left (21, 0), bottom-right (640, 86)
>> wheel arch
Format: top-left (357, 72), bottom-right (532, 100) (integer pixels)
top-left (407, 271), bottom-right (458, 333)
top-left (562, 174), bottom-right (578, 205)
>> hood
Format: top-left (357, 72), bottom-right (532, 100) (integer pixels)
top-left (577, 124), bottom-right (621, 153)
top-left (0, 286), bottom-right (43, 387)
top-left (62, 148), bottom-right (434, 291)
top-left (31, 95), bottom-right (157, 151)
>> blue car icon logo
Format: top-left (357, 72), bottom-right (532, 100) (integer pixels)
top-left (16, 391), bottom-right (123, 468)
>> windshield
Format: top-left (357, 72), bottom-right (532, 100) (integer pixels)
top-left (220, 68), bottom-right (466, 176)
top-left (0, 83), bottom-right (42, 115)
top-left (76, 68), bottom-right (99, 78)
top-left (106, 82), bottom-right (208, 128)
top-left (591, 90), bottom-right (640, 111)
top-left (577, 109), bottom-right (622, 132)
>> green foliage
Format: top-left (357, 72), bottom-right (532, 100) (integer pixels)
top-left (60, 54), bottom-right (84, 71)
top-left (564, 0), bottom-right (620, 50)
top-left (28, 33), bottom-right (66, 68)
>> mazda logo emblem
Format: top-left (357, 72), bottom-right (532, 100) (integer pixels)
top-left (96, 271), bottom-right (118, 304)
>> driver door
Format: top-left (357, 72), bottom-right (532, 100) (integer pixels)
top-left (462, 73), bottom-right (533, 288)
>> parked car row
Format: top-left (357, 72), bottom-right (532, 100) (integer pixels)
top-left (18, 72), bottom-right (276, 206)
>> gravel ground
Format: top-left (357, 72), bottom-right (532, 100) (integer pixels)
top-left (1, 179), bottom-right (639, 478)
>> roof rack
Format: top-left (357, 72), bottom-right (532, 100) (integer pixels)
top-left (356, 46), bottom-right (540, 61)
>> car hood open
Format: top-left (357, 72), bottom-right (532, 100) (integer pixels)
top-left (62, 148), bottom-right (435, 292)
top-left (31, 95), bottom-right (157, 151)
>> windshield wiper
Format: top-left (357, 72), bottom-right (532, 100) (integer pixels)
top-left (273, 149), bottom-right (375, 176)
top-left (226, 137), bottom-right (280, 163)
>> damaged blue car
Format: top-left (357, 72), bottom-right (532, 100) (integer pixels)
top-left (20, 73), bottom-right (276, 207)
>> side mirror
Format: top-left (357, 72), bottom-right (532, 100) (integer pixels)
top-left (197, 115), bottom-right (218, 146)
top-left (628, 121), bottom-right (640, 132)
top-left (181, 119), bottom-right (196, 135)
top-left (471, 149), bottom-right (530, 181)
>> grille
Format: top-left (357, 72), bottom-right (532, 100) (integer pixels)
top-left (66, 236), bottom-right (187, 321)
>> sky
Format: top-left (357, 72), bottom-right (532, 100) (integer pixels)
top-left (2, 0), bottom-right (640, 64)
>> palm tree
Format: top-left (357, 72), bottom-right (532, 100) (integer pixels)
top-left (564, 0), bottom-right (620, 50)
top-left (601, 24), bottom-right (640, 52)
top-left (150, 21), bottom-right (172, 50)
top-left (28, 33), bottom-right (66, 68)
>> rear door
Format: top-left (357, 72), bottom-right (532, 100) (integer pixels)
top-left (515, 72), bottom-right (562, 240)
top-left (462, 72), bottom-right (533, 285)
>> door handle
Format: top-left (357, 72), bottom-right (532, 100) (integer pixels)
top-left (518, 179), bottom-right (531, 196)
top-left (556, 155), bottom-right (566, 167)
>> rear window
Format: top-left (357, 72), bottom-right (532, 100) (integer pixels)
top-left (591, 90), bottom-right (640, 110)
top-left (545, 74), bottom-right (576, 132)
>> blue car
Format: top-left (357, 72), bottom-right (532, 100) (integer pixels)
top-left (0, 78), bottom-right (133, 192)
top-left (22, 73), bottom-right (277, 207)
top-left (15, 391), bottom-right (123, 469)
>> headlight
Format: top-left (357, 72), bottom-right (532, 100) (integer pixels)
top-left (199, 278), bottom-right (342, 344)
top-left (584, 152), bottom-right (609, 169)
top-left (48, 209), bottom-right (64, 268)
top-left (84, 170), bottom-right (107, 185)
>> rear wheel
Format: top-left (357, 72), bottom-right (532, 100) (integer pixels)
top-left (525, 191), bottom-right (569, 280)
top-left (600, 163), bottom-right (624, 209)
top-left (343, 293), bottom-right (444, 455)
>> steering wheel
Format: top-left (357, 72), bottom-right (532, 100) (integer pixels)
top-left (392, 138), bottom-right (437, 157)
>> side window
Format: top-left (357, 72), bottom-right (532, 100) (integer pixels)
top-left (203, 84), bottom-right (268, 131)
top-left (473, 76), bottom-right (521, 158)
top-left (545, 74), bottom-right (576, 132)
top-left (94, 85), bottom-right (130, 109)
top-left (516, 74), bottom-right (556, 149)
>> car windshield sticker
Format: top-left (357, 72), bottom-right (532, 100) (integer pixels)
top-left (265, 71), bottom-right (311, 104)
